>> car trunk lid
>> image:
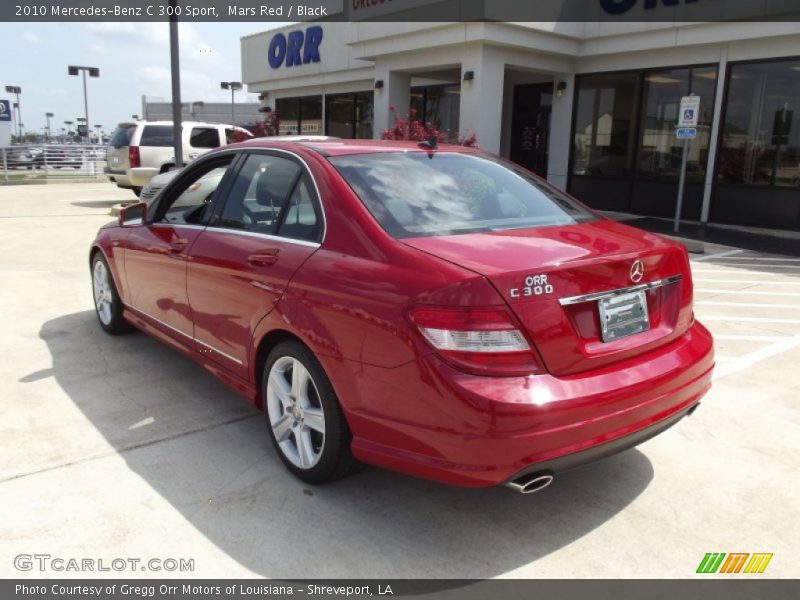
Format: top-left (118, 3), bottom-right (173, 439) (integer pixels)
top-left (402, 219), bottom-right (694, 376)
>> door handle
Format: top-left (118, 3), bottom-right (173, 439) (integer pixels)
top-left (167, 238), bottom-right (189, 254)
top-left (248, 249), bottom-right (280, 266)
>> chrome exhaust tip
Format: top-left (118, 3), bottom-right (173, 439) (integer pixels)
top-left (505, 471), bottom-right (554, 494)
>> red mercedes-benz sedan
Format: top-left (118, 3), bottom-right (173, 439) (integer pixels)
top-left (89, 139), bottom-right (713, 493)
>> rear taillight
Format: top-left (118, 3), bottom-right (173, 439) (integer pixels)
top-left (408, 306), bottom-right (543, 377)
top-left (129, 146), bottom-right (140, 168)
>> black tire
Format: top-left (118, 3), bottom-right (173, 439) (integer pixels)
top-left (91, 252), bottom-right (134, 335)
top-left (262, 340), bottom-right (361, 484)
top-left (132, 187), bottom-right (142, 197)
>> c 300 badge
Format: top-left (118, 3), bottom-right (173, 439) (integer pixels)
top-left (509, 274), bottom-right (554, 299)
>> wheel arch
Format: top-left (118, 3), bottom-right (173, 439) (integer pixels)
top-left (252, 328), bottom-right (307, 408)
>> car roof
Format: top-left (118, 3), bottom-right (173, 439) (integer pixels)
top-left (117, 121), bottom-right (247, 128)
top-left (227, 138), bottom-right (480, 157)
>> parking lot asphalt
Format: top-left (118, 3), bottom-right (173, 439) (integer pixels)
top-left (1, 183), bottom-right (797, 579)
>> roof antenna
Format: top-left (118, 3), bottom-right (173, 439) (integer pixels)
top-left (418, 134), bottom-right (438, 155)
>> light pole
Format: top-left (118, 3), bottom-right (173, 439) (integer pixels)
top-left (68, 65), bottom-right (99, 143)
top-left (64, 121), bottom-right (73, 142)
top-left (220, 81), bottom-right (243, 124)
top-left (94, 124), bottom-right (102, 144)
top-left (5, 86), bottom-right (21, 139)
top-left (45, 112), bottom-right (54, 142)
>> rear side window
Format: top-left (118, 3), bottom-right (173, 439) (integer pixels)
top-left (108, 126), bottom-right (135, 148)
top-left (190, 127), bottom-right (221, 149)
top-left (139, 125), bottom-right (173, 147)
top-left (329, 152), bottom-right (595, 238)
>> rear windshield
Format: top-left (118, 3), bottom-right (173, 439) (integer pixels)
top-left (139, 125), bottom-right (174, 147)
top-left (329, 152), bottom-right (595, 238)
top-left (108, 126), bottom-right (135, 148)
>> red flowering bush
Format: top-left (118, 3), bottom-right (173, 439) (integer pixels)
top-left (381, 106), bottom-right (478, 147)
top-left (248, 110), bottom-right (280, 138)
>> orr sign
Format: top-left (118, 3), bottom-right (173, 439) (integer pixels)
top-left (268, 26), bottom-right (324, 70)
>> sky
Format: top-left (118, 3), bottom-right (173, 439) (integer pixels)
top-left (0, 22), bottom-right (284, 137)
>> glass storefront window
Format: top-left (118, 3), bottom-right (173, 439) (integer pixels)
top-left (572, 72), bottom-right (640, 178)
top-left (354, 92), bottom-right (374, 139)
top-left (572, 66), bottom-right (717, 182)
top-left (275, 95), bottom-right (322, 135)
top-left (718, 58), bottom-right (800, 188)
top-left (410, 84), bottom-right (461, 138)
top-left (637, 66), bottom-right (717, 182)
top-left (325, 92), bottom-right (373, 138)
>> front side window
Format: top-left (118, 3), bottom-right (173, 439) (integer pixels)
top-left (157, 160), bottom-right (233, 225)
top-left (330, 152), bottom-right (594, 239)
top-left (190, 127), bottom-right (221, 149)
top-left (218, 154), bottom-right (303, 235)
top-left (718, 58), bottom-right (800, 188)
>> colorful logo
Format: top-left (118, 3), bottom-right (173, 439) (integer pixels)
top-left (697, 553), bottom-right (773, 574)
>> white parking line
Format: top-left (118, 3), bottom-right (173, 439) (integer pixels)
top-left (701, 316), bottom-right (800, 324)
top-left (691, 249), bottom-right (743, 262)
top-left (696, 289), bottom-right (800, 297)
top-left (695, 301), bottom-right (800, 310)
top-left (712, 256), bottom-right (800, 262)
top-left (713, 334), bottom-right (800, 381)
top-left (713, 334), bottom-right (787, 342)
top-left (693, 279), bottom-right (800, 285)
top-left (694, 263), bottom-right (800, 270)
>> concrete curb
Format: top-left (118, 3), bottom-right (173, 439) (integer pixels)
top-left (662, 235), bottom-right (705, 254)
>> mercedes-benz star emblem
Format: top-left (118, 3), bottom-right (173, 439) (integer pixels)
top-left (630, 260), bottom-right (645, 283)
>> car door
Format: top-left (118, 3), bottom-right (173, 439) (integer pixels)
top-left (123, 154), bottom-right (237, 343)
top-left (186, 151), bottom-right (323, 378)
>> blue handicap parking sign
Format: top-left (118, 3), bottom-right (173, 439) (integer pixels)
top-left (683, 108), bottom-right (694, 121)
top-left (0, 100), bottom-right (11, 122)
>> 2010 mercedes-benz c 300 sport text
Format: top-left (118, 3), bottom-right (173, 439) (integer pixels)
top-left (89, 139), bottom-right (713, 493)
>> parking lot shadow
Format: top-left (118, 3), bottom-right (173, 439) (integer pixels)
top-left (39, 310), bottom-right (655, 578)
top-left (71, 199), bottom-right (133, 209)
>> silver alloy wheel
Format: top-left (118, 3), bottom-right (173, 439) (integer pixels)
top-left (92, 260), bottom-right (113, 326)
top-left (266, 356), bottom-right (326, 469)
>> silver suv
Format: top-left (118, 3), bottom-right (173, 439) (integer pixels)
top-left (105, 120), bottom-right (252, 196)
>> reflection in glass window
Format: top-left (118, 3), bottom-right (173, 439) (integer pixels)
top-left (219, 154), bottom-right (301, 234)
top-left (410, 85), bottom-right (460, 137)
top-left (275, 96), bottom-right (323, 136)
top-left (325, 92), bottom-right (374, 139)
top-left (718, 58), bottom-right (800, 188)
top-left (160, 164), bottom-right (231, 225)
top-left (572, 67), bottom-right (718, 183)
top-left (330, 152), bottom-right (595, 239)
top-left (572, 72), bottom-right (640, 178)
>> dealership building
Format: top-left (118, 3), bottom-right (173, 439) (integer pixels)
top-left (241, 20), bottom-right (800, 231)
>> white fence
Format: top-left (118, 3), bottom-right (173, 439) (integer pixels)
top-left (1, 144), bottom-right (107, 182)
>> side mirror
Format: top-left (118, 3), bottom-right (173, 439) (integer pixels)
top-left (119, 201), bottom-right (147, 227)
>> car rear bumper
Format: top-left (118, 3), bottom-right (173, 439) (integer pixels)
top-left (346, 320), bottom-right (714, 488)
top-left (104, 167), bottom-right (132, 188)
top-left (127, 167), bottom-right (159, 187)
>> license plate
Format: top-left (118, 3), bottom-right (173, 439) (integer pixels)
top-left (598, 290), bottom-right (649, 342)
top-left (111, 156), bottom-right (119, 165)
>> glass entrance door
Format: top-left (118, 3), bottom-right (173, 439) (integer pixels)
top-left (510, 83), bottom-right (553, 178)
